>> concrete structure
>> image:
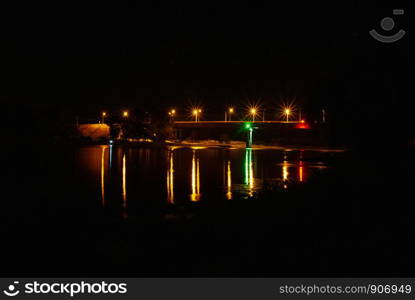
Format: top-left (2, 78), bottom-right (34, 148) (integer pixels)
top-left (172, 121), bottom-right (329, 146)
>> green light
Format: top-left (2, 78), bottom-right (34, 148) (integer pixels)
top-left (245, 123), bottom-right (252, 130)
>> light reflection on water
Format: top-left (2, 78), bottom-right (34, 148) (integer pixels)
top-left (226, 160), bottom-right (232, 200)
top-left (122, 152), bottom-right (127, 219)
top-left (190, 150), bottom-right (201, 202)
top-left (167, 150), bottom-right (174, 204)
top-left (100, 145), bottom-right (106, 206)
top-left (299, 161), bottom-right (304, 182)
top-left (245, 149), bottom-right (255, 196)
top-left (86, 146), bottom-right (330, 217)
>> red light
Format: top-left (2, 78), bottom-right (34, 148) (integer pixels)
top-left (295, 122), bottom-right (311, 129)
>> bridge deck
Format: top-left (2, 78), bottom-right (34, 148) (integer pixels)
top-left (174, 121), bottom-right (301, 124)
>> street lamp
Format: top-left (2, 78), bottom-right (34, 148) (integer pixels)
top-left (227, 107), bottom-right (234, 121)
top-left (168, 109), bottom-right (176, 121)
top-left (193, 108), bottom-right (202, 122)
top-left (250, 108), bottom-right (257, 122)
top-left (284, 108), bottom-right (291, 122)
top-left (123, 111), bottom-right (129, 118)
top-left (101, 112), bottom-right (107, 124)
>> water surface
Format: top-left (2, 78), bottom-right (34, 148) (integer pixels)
top-left (75, 145), bottom-right (331, 218)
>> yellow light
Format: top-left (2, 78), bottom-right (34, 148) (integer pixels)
top-left (193, 109), bottom-right (198, 116)
top-left (229, 108), bottom-right (234, 113)
top-left (122, 152), bottom-right (127, 218)
top-left (279, 102), bottom-right (296, 122)
top-left (102, 112), bottom-right (107, 117)
top-left (198, 109), bottom-right (202, 113)
top-left (171, 109), bottom-right (176, 115)
top-left (123, 111), bottom-right (129, 117)
top-left (250, 108), bottom-right (257, 115)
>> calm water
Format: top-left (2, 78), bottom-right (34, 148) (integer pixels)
top-left (74, 145), bottom-right (331, 218)
top-left (5, 144), bottom-right (414, 275)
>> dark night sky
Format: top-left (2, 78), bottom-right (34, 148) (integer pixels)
top-left (1, 1), bottom-right (411, 128)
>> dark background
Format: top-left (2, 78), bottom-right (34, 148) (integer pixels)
top-left (2, 0), bottom-right (412, 166)
top-left (0, 1), bottom-right (414, 277)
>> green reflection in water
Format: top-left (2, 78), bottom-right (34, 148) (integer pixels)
top-left (244, 148), bottom-right (254, 196)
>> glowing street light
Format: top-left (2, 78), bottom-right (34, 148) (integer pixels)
top-left (279, 102), bottom-right (296, 123)
top-left (123, 111), bottom-right (129, 118)
top-left (168, 109), bottom-right (176, 120)
top-left (250, 108), bottom-right (257, 122)
top-left (284, 108), bottom-right (291, 122)
top-left (225, 107), bottom-right (235, 122)
top-left (193, 108), bottom-right (202, 122)
top-left (228, 107), bottom-right (234, 121)
top-left (101, 112), bottom-right (107, 124)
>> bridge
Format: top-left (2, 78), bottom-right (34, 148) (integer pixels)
top-left (173, 120), bottom-right (302, 126)
top-left (171, 120), bottom-right (326, 146)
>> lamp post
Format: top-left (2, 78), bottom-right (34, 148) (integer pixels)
top-left (193, 109), bottom-right (202, 122)
top-left (228, 107), bottom-right (234, 122)
top-left (250, 108), bottom-right (257, 122)
top-left (284, 108), bottom-right (291, 123)
top-left (101, 112), bottom-right (107, 124)
top-left (169, 109), bottom-right (176, 122)
top-left (121, 111), bottom-right (129, 140)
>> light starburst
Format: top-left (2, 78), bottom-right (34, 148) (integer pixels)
top-left (279, 100), bottom-right (297, 122)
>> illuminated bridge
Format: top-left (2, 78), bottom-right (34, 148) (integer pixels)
top-left (173, 120), bottom-right (303, 126)
top-left (172, 120), bottom-right (327, 146)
